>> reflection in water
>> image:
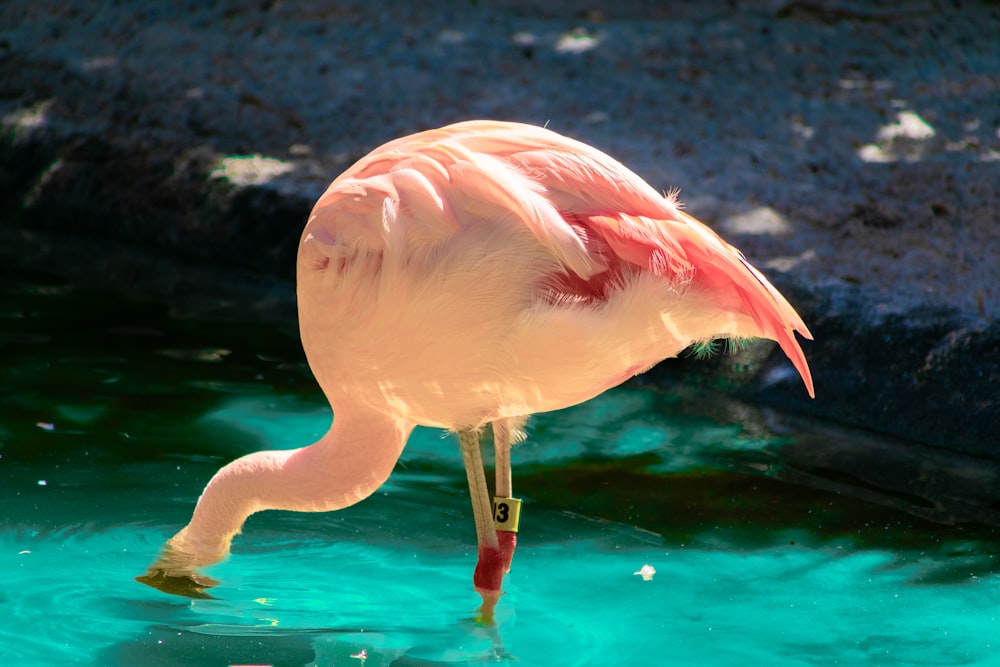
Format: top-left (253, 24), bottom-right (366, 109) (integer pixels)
top-left (1, 267), bottom-right (998, 665)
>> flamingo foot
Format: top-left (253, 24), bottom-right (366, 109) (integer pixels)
top-left (473, 542), bottom-right (505, 619)
top-left (497, 530), bottom-right (517, 573)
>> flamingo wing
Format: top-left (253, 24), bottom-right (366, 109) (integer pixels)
top-left (440, 122), bottom-right (815, 397)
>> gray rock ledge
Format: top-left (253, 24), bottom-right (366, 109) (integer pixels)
top-left (2, 0), bottom-right (997, 459)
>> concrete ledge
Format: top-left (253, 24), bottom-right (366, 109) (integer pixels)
top-left (2, 0), bottom-right (996, 458)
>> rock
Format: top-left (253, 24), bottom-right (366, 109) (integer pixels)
top-left (1, 0), bottom-right (997, 459)
top-left (645, 280), bottom-right (998, 459)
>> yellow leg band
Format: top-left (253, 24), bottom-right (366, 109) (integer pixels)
top-left (492, 497), bottom-right (522, 532)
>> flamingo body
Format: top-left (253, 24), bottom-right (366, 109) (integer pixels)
top-left (141, 120), bottom-right (813, 614)
top-left (299, 120), bottom-right (812, 429)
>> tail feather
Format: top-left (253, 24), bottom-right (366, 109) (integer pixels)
top-left (582, 209), bottom-right (815, 397)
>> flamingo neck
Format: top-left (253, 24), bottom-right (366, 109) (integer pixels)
top-left (170, 402), bottom-right (413, 568)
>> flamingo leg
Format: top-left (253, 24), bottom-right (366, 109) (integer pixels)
top-left (458, 428), bottom-right (503, 618)
top-left (493, 420), bottom-right (513, 499)
top-left (492, 420), bottom-right (518, 574)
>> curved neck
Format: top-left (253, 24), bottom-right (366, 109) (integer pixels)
top-left (171, 402), bottom-right (414, 568)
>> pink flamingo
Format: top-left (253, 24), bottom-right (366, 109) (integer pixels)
top-left (139, 120), bottom-right (814, 618)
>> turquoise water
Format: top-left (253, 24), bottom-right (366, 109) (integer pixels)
top-left (1, 268), bottom-right (998, 666)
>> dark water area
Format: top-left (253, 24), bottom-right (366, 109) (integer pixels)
top-left (2, 265), bottom-right (997, 665)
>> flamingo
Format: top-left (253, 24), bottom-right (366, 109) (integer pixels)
top-left (139, 120), bottom-right (814, 618)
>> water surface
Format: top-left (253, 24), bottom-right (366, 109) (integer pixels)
top-left (1, 268), bottom-right (997, 666)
